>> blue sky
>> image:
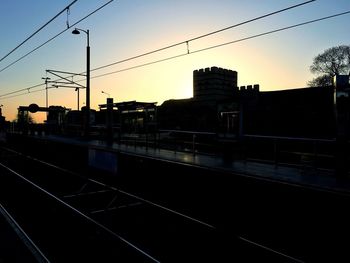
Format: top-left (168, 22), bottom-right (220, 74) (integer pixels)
top-left (0, 0), bottom-right (349, 121)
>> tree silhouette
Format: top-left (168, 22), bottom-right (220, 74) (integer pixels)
top-left (308, 45), bottom-right (350, 87)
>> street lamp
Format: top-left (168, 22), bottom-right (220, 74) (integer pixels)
top-left (101, 91), bottom-right (110, 98)
top-left (72, 28), bottom-right (90, 136)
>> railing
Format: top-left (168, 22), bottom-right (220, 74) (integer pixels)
top-left (6, 124), bottom-right (348, 174)
top-left (242, 134), bottom-right (337, 171)
top-left (116, 131), bottom-right (341, 172)
top-left (156, 129), bottom-right (218, 154)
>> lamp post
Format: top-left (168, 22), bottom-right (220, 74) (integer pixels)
top-left (72, 28), bottom-right (90, 136)
top-left (101, 91), bottom-right (110, 98)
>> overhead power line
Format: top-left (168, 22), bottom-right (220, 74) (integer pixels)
top-left (0, 0), bottom-right (312, 98)
top-left (0, 0), bottom-right (114, 74)
top-left (0, 85), bottom-right (77, 101)
top-left (91, 0), bottom-right (316, 74)
top-left (45, 0), bottom-right (318, 80)
top-left (192, 10), bottom-right (350, 54)
top-left (2, 8), bottom-right (348, 102)
top-left (0, 83), bottom-right (45, 98)
top-left (0, 88), bottom-right (47, 100)
top-left (0, 0), bottom-right (78, 64)
top-left (88, 10), bottom-right (350, 80)
top-left (188, 1), bottom-right (317, 42)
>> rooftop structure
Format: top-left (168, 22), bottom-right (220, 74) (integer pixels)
top-left (193, 66), bottom-right (238, 101)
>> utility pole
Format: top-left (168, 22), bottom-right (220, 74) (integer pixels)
top-left (42, 77), bottom-right (50, 119)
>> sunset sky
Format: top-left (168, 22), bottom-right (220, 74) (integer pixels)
top-left (0, 0), bottom-right (349, 122)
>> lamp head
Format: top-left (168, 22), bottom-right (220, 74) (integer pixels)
top-left (72, 28), bottom-right (80, 35)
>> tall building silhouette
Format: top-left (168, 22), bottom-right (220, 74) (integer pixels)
top-left (193, 67), bottom-right (238, 102)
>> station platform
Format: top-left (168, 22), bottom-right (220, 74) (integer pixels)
top-left (25, 134), bottom-right (350, 196)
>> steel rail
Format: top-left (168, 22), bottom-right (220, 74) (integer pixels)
top-left (1, 145), bottom-right (216, 229)
top-left (0, 145), bottom-right (306, 261)
top-left (0, 161), bottom-right (160, 263)
top-left (0, 203), bottom-right (51, 263)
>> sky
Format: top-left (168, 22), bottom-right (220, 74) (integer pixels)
top-left (0, 0), bottom-right (349, 122)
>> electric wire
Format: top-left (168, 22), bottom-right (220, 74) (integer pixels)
top-left (0, 0), bottom-right (78, 64)
top-left (0, 85), bottom-right (71, 101)
top-left (1, 4), bottom-right (348, 102)
top-left (0, 0), bottom-right (314, 79)
top-left (91, 53), bottom-right (189, 80)
top-left (33, 0), bottom-right (319, 83)
top-left (0, 0), bottom-right (313, 99)
top-left (191, 10), bottom-right (350, 55)
top-left (0, 0), bottom-right (114, 74)
top-left (0, 83), bottom-right (45, 98)
top-left (2, 9), bottom-right (348, 101)
top-left (1, 88), bottom-right (46, 100)
top-left (88, 10), bottom-right (350, 80)
top-left (90, 0), bottom-right (316, 73)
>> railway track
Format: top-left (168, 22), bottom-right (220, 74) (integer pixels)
top-left (0, 145), bottom-right (303, 262)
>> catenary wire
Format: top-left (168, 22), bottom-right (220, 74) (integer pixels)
top-left (0, 0), bottom-right (78, 64)
top-left (0, 85), bottom-right (74, 101)
top-left (0, 0), bottom-right (315, 80)
top-left (10, 0), bottom-right (315, 84)
top-left (191, 11), bottom-right (350, 54)
top-left (0, 88), bottom-right (47, 100)
top-left (2, 2), bottom-right (347, 102)
top-left (88, 10), bottom-right (350, 80)
top-left (0, 0), bottom-right (315, 97)
top-left (0, 0), bottom-right (114, 74)
top-left (1, 9), bottom-right (348, 102)
top-left (90, 0), bottom-right (316, 74)
top-left (0, 83), bottom-right (45, 98)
